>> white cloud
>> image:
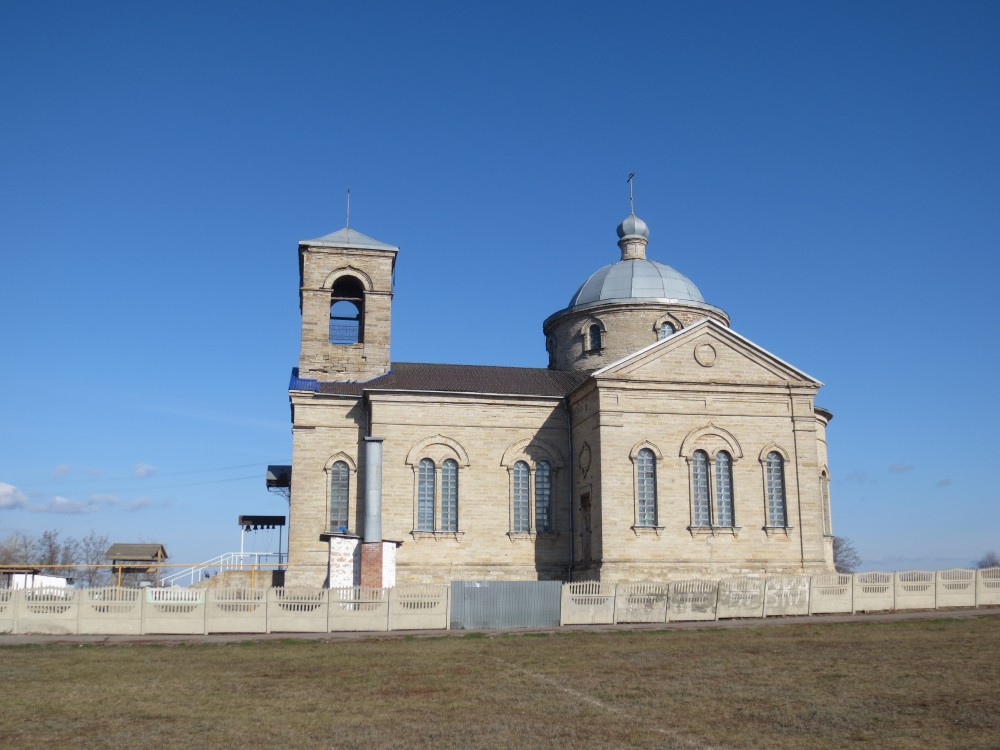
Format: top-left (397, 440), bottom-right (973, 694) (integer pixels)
top-left (133, 462), bottom-right (158, 478)
top-left (125, 497), bottom-right (155, 511)
top-left (0, 483), bottom-right (161, 515)
top-left (89, 494), bottom-right (122, 506)
top-left (889, 463), bottom-right (915, 474)
top-left (32, 496), bottom-right (91, 514)
top-left (0, 483), bottom-right (28, 510)
top-left (51, 465), bottom-right (104, 478)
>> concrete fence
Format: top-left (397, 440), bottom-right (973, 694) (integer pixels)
top-left (559, 567), bottom-right (1000, 626)
top-left (1, 568), bottom-right (998, 636)
top-left (0, 585), bottom-right (449, 636)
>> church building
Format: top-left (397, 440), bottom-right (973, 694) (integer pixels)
top-left (283, 205), bottom-right (835, 588)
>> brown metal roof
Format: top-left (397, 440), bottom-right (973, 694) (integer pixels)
top-left (105, 543), bottom-right (168, 562)
top-left (317, 362), bottom-right (591, 398)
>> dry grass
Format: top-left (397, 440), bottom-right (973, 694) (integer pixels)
top-left (2, 617), bottom-right (998, 749)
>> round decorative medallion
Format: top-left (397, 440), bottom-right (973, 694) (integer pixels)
top-left (694, 343), bottom-right (717, 367)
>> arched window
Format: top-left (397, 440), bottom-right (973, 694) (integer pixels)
top-left (588, 323), bottom-right (602, 352)
top-left (417, 459), bottom-right (435, 531)
top-left (503, 450), bottom-right (558, 537)
top-left (440, 459), bottom-right (458, 532)
top-left (636, 448), bottom-right (657, 526)
top-left (766, 452), bottom-right (787, 527)
top-left (535, 461), bottom-right (552, 532)
top-left (329, 276), bottom-right (364, 344)
top-left (715, 451), bottom-right (734, 527)
top-left (692, 450), bottom-right (711, 527)
top-left (658, 322), bottom-right (676, 339)
top-left (329, 461), bottom-right (350, 532)
top-left (513, 461), bottom-right (530, 532)
top-left (546, 336), bottom-right (556, 368)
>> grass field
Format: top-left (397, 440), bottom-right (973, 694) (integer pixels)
top-left (2, 616), bottom-right (998, 749)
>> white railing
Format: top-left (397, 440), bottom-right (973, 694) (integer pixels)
top-left (160, 552), bottom-right (287, 587)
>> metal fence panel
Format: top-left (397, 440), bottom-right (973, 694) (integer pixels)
top-left (450, 581), bottom-right (561, 630)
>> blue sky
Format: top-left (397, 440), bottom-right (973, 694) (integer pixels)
top-left (1, 1), bottom-right (998, 570)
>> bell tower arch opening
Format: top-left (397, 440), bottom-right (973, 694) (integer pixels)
top-left (329, 275), bottom-right (365, 344)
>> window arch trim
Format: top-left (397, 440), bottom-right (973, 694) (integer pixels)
top-left (405, 434), bottom-right (471, 468)
top-left (630, 442), bottom-right (663, 536)
top-left (653, 315), bottom-right (680, 340)
top-left (503, 441), bottom-right (560, 538)
top-left (328, 460), bottom-right (352, 533)
top-left (322, 266), bottom-right (374, 292)
top-left (580, 319), bottom-right (606, 353)
top-left (500, 437), bottom-right (565, 469)
top-left (409, 440), bottom-right (466, 539)
top-left (680, 423), bottom-right (744, 460)
top-left (757, 444), bottom-right (794, 534)
top-left (683, 434), bottom-right (743, 536)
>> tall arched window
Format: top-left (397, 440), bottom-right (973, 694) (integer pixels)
top-left (715, 451), bottom-right (734, 527)
top-left (417, 459), bottom-right (435, 531)
top-left (766, 452), bottom-right (787, 527)
top-left (692, 450), bottom-right (711, 527)
top-left (512, 461), bottom-right (530, 532)
top-left (535, 461), bottom-right (552, 532)
top-left (440, 459), bottom-right (458, 532)
top-left (588, 323), bottom-right (602, 352)
top-left (329, 461), bottom-right (350, 532)
top-left (329, 276), bottom-right (364, 344)
top-left (636, 448), bottom-right (657, 526)
top-left (658, 322), bottom-right (676, 339)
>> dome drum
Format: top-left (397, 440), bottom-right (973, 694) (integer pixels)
top-left (543, 211), bottom-right (729, 371)
top-left (543, 300), bottom-right (730, 371)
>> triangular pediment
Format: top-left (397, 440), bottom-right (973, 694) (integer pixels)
top-left (593, 319), bottom-right (822, 387)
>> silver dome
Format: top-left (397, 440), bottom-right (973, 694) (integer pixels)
top-left (568, 258), bottom-right (705, 307)
top-left (617, 212), bottom-right (649, 239)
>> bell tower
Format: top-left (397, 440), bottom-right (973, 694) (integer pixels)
top-left (297, 227), bottom-right (397, 382)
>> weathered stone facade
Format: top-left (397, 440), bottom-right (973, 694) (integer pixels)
top-left (284, 215), bottom-right (835, 587)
